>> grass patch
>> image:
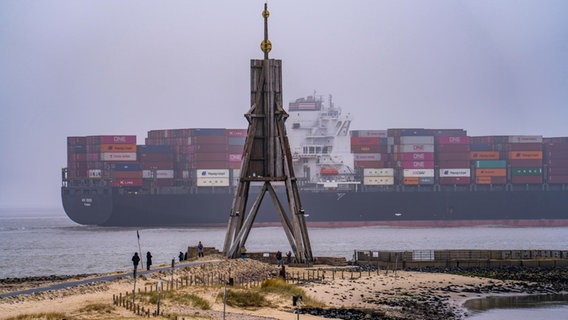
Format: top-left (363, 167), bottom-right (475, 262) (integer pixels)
top-left (78, 303), bottom-right (115, 314)
top-left (5, 313), bottom-right (75, 320)
top-left (136, 291), bottom-right (211, 310)
top-left (259, 278), bottom-right (324, 307)
top-left (222, 289), bottom-right (269, 308)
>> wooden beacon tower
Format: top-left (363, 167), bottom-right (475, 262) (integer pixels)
top-left (223, 3), bottom-right (313, 262)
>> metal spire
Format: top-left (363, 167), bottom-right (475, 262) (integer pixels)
top-left (261, 3), bottom-right (272, 59)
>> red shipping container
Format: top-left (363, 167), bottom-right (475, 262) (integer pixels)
top-left (354, 160), bottom-right (385, 168)
top-left (401, 161), bottom-right (434, 169)
top-left (112, 178), bottom-right (143, 187)
top-left (194, 153), bottom-right (229, 161)
top-left (140, 161), bottom-right (174, 170)
top-left (504, 143), bottom-right (542, 152)
top-left (226, 129), bottom-right (248, 137)
top-left (509, 159), bottom-right (542, 167)
top-left (439, 177), bottom-right (471, 185)
top-left (228, 145), bottom-right (244, 154)
top-left (193, 144), bottom-right (229, 153)
top-left (351, 145), bottom-right (386, 153)
top-left (436, 144), bottom-right (470, 153)
top-left (139, 153), bottom-right (174, 162)
top-left (511, 176), bottom-right (542, 184)
top-left (67, 137), bottom-right (87, 145)
top-left (229, 161), bottom-right (242, 169)
top-left (437, 160), bottom-right (471, 168)
top-left (544, 143), bottom-right (568, 152)
top-left (547, 159), bottom-right (568, 167)
top-left (546, 150), bottom-right (568, 159)
top-left (436, 136), bottom-right (470, 145)
top-left (437, 152), bottom-right (470, 161)
top-left (156, 179), bottom-right (175, 187)
top-left (68, 154), bottom-right (87, 162)
top-left (548, 175), bottom-right (568, 184)
top-left (398, 152), bottom-right (434, 161)
top-left (228, 154), bottom-right (242, 162)
top-left (351, 137), bottom-right (381, 145)
top-left (114, 171), bottom-right (143, 179)
top-left (192, 161), bottom-right (229, 169)
top-left (548, 167), bottom-right (568, 175)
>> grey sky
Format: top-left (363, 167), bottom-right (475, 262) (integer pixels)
top-left (1, 0), bottom-right (567, 209)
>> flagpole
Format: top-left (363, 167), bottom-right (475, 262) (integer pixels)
top-left (137, 230), bottom-right (144, 269)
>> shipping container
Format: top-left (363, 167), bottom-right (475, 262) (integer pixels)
top-left (137, 145), bottom-right (173, 153)
top-left (399, 136), bottom-right (434, 145)
top-left (436, 136), bottom-right (470, 145)
top-left (363, 176), bottom-right (394, 185)
top-left (228, 154), bottom-right (242, 162)
top-left (508, 135), bottom-right (543, 143)
top-left (403, 177), bottom-right (420, 185)
top-left (548, 175), bottom-right (568, 184)
top-left (504, 143), bottom-right (542, 152)
top-left (98, 135), bottom-right (136, 145)
top-left (437, 160), bottom-right (471, 168)
top-left (470, 151), bottom-right (500, 160)
top-left (508, 151), bottom-right (543, 160)
top-left (354, 160), bottom-right (385, 168)
top-left (351, 137), bottom-right (382, 145)
top-left (436, 144), bottom-right (470, 153)
top-left (548, 167), bottom-right (568, 175)
top-left (196, 177), bottom-right (230, 187)
top-left (228, 137), bottom-right (246, 146)
top-left (511, 168), bottom-right (542, 176)
top-left (439, 168), bottom-right (471, 177)
top-left (396, 144), bottom-right (435, 153)
top-left (363, 168), bottom-right (394, 177)
top-left (112, 178), bottom-right (143, 187)
top-left (101, 153), bottom-right (137, 161)
top-left (193, 153), bottom-right (229, 161)
top-left (470, 144), bottom-right (494, 152)
top-left (403, 169), bottom-right (435, 177)
top-left (68, 145), bottom-right (87, 153)
top-left (196, 169), bottom-right (230, 178)
top-left (100, 144), bottom-right (137, 153)
top-left (401, 161), bottom-right (435, 169)
top-left (509, 159), bottom-right (542, 167)
top-left (191, 128), bottom-right (226, 136)
top-left (353, 153), bottom-right (383, 161)
top-left (546, 150), bottom-right (568, 159)
top-left (112, 163), bottom-right (142, 171)
top-left (439, 177), bottom-right (471, 185)
top-left (547, 159), bottom-right (568, 167)
top-left (397, 152), bottom-right (435, 161)
top-left (511, 176), bottom-right (543, 184)
top-left (67, 137), bottom-right (87, 145)
top-left (190, 136), bottom-right (228, 145)
top-left (226, 129), bottom-right (248, 137)
top-left (114, 171), bottom-right (143, 179)
top-left (475, 168), bottom-right (507, 177)
top-left (351, 130), bottom-right (388, 138)
top-left (437, 152), bottom-right (470, 161)
top-left (476, 176), bottom-right (507, 185)
top-left (192, 161), bottom-right (229, 169)
top-left (351, 145), bottom-right (388, 153)
top-left (419, 177), bottom-right (435, 184)
top-left (88, 169), bottom-right (102, 178)
top-left (475, 160), bottom-right (507, 168)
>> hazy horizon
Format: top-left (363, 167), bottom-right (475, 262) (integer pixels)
top-left (1, 0), bottom-right (567, 209)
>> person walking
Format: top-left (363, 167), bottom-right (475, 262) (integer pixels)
top-left (286, 251), bottom-right (292, 264)
top-left (179, 251), bottom-right (184, 262)
top-left (132, 252), bottom-right (140, 274)
top-left (197, 241), bottom-right (204, 258)
top-left (240, 245), bottom-right (247, 260)
top-left (276, 250), bottom-right (283, 267)
top-left (146, 251), bottom-right (152, 271)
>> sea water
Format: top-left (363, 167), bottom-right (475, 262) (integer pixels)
top-left (1, 208), bottom-right (567, 317)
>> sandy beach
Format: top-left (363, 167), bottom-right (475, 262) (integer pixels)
top-left (0, 255), bottom-right (563, 320)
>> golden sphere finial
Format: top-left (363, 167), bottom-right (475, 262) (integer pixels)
top-left (262, 9), bottom-right (270, 19)
top-left (260, 39), bottom-right (272, 53)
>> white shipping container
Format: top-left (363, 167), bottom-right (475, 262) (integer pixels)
top-left (196, 169), bottom-right (230, 178)
top-left (196, 177), bottom-right (230, 187)
top-left (396, 144), bottom-right (435, 153)
top-left (156, 170), bottom-right (174, 179)
top-left (400, 136), bottom-right (435, 145)
top-left (101, 152), bottom-right (137, 161)
top-left (364, 176), bottom-right (394, 185)
top-left (88, 169), bottom-right (102, 178)
top-left (403, 169), bottom-right (435, 177)
top-left (142, 170), bottom-right (153, 179)
top-left (364, 168), bottom-right (394, 177)
top-left (182, 170), bottom-right (190, 179)
top-left (354, 130), bottom-right (388, 138)
top-left (439, 168), bottom-right (471, 177)
top-left (508, 135), bottom-right (543, 143)
top-left (354, 153), bottom-right (382, 161)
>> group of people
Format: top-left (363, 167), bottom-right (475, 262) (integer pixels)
top-left (275, 250), bottom-right (293, 267)
top-left (131, 240), bottom-right (207, 272)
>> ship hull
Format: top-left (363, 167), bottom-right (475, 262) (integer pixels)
top-left (62, 188), bottom-right (568, 227)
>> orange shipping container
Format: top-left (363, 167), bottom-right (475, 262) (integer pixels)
top-left (508, 151), bottom-right (543, 160)
top-left (475, 168), bottom-right (507, 177)
top-left (470, 151), bottom-right (499, 160)
top-left (100, 144), bottom-right (137, 153)
top-left (476, 176), bottom-right (507, 184)
top-left (403, 177), bottom-right (420, 185)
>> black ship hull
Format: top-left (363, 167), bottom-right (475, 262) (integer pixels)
top-left (61, 187), bottom-right (568, 227)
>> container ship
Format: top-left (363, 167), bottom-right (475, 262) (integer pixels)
top-left (62, 95), bottom-right (568, 227)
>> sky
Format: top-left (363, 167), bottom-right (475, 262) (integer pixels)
top-left (0, 0), bottom-right (567, 209)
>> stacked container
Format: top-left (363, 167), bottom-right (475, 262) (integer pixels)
top-left (436, 134), bottom-right (471, 185)
top-left (393, 133), bottom-right (435, 185)
top-left (85, 135), bottom-right (137, 182)
top-left (544, 137), bottom-right (568, 184)
top-left (138, 145), bottom-right (175, 187)
top-left (507, 136), bottom-right (543, 184)
top-left (350, 130), bottom-right (393, 186)
top-left (67, 137), bottom-right (88, 179)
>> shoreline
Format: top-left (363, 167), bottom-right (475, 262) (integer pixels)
top-left (1, 258), bottom-right (567, 320)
